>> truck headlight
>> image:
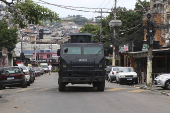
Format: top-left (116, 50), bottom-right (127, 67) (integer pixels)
top-left (63, 65), bottom-right (67, 68)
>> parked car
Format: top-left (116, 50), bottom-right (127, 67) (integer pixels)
top-left (26, 66), bottom-right (35, 83)
top-left (15, 66), bottom-right (31, 86)
top-left (108, 66), bottom-right (120, 82)
top-left (0, 67), bottom-right (27, 89)
top-left (105, 65), bottom-right (114, 80)
top-left (38, 67), bottom-right (44, 75)
top-left (33, 67), bottom-right (41, 77)
top-left (154, 74), bottom-right (170, 89)
top-left (116, 67), bottom-right (138, 84)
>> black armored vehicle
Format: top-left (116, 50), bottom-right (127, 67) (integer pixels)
top-left (57, 33), bottom-right (107, 91)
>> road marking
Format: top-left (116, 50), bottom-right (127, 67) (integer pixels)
top-left (15, 88), bottom-right (33, 92)
top-left (36, 87), bottom-right (57, 91)
top-left (127, 89), bottom-right (148, 93)
top-left (105, 88), bottom-right (128, 91)
top-left (135, 87), bottom-right (140, 89)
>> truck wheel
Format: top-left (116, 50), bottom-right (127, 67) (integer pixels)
top-left (59, 82), bottom-right (66, 91)
top-left (93, 83), bottom-right (98, 87)
top-left (97, 80), bottom-right (105, 91)
top-left (165, 80), bottom-right (170, 90)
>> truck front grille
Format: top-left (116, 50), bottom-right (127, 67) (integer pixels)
top-left (71, 61), bottom-right (94, 70)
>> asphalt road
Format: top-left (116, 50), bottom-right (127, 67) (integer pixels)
top-left (0, 72), bottom-right (170, 113)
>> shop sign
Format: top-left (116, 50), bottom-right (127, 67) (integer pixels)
top-left (2, 47), bottom-right (7, 56)
top-left (142, 44), bottom-right (148, 51)
top-left (119, 45), bottom-right (128, 53)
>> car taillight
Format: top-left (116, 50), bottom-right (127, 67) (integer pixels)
top-left (21, 74), bottom-right (24, 78)
top-left (26, 72), bottom-right (29, 75)
top-left (112, 71), bottom-right (114, 74)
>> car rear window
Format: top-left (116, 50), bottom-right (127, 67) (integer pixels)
top-left (0, 67), bottom-right (20, 74)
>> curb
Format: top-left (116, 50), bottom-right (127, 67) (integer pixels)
top-left (134, 85), bottom-right (170, 96)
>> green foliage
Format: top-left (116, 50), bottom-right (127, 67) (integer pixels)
top-left (79, 24), bottom-right (100, 42)
top-left (0, 20), bottom-right (18, 52)
top-left (79, 0), bottom-right (149, 47)
top-left (6, 0), bottom-right (60, 28)
top-left (52, 68), bottom-right (59, 72)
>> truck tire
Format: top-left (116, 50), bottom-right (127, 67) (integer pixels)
top-left (59, 82), bottom-right (66, 91)
top-left (97, 80), bottom-right (105, 91)
top-left (93, 83), bottom-right (98, 87)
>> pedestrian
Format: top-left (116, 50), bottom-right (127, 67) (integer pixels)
top-left (48, 64), bottom-right (52, 75)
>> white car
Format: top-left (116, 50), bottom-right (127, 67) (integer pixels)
top-left (16, 66), bottom-right (31, 86)
top-left (116, 67), bottom-right (138, 84)
top-left (154, 74), bottom-right (170, 89)
top-left (108, 67), bottom-right (120, 82)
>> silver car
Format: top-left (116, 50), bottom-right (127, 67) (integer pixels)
top-left (108, 67), bottom-right (120, 82)
top-left (154, 74), bottom-right (170, 89)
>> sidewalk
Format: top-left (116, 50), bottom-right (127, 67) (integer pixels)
top-left (133, 82), bottom-right (170, 96)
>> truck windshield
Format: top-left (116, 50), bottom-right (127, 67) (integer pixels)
top-left (63, 47), bottom-right (81, 54)
top-left (84, 47), bottom-right (102, 55)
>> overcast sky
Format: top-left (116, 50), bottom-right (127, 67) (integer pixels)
top-left (33, 0), bottom-right (150, 19)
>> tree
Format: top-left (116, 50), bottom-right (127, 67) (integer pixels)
top-left (0, 20), bottom-right (18, 52)
top-left (79, 24), bottom-right (100, 42)
top-left (2, 0), bottom-right (60, 28)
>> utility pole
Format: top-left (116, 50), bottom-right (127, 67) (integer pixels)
top-left (100, 8), bottom-right (102, 43)
top-left (96, 9), bottom-right (103, 43)
top-left (147, 0), bottom-right (154, 87)
top-left (109, 0), bottom-right (122, 66)
top-left (113, 0), bottom-right (117, 66)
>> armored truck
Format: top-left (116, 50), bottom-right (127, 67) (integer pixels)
top-left (57, 33), bottom-right (107, 91)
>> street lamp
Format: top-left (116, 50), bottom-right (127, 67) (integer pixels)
top-left (109, 0), bottom-right (122, 66)
top-left (109, 20), bottom-right (122, 66)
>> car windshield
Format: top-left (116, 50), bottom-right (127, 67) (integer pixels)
top-left (63, 47), bottom-right (81, 54)
top-left (118, 67), bottom-right (134, 72)
top-left (84, 47), bottom-right (102, 55)
top-left (112, 67), bottom-right (119, 71)
top-left (1, 67), bottom-right (20, 74)
top-left (41, 65), bottom-right (48, 68)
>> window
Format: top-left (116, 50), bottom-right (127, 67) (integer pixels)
top-left (47, 54), bottom-right (50, 58)
top-left (63, 47), bottom-right (81, 54)
top-left (84, 47), bottom-right (102, 55)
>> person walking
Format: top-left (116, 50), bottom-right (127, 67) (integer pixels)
top-left (48, 64), bottom-right (52, 75)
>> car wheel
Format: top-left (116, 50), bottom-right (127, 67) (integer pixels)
top-left (165, 80), bottom-right (170, 90)
top-left (27, 81), bottom-right (30, 86)
top-left (21, 80), bottom-right (27, 88)
top-left (0, 85), bottom-right (3, 90)
top-left (110, 78), bottom-right (112, 83)
top-left (108, 78), bottom-right (110, 82)
top-left (116, 79), bottom-right (118, 84)
top-left (135, 80), bottom-right (138, 84)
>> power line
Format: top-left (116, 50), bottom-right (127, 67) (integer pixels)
top-left (98, 0), bottom-right (107, 8)
top-left (37, 0), bottom-right (111, 10)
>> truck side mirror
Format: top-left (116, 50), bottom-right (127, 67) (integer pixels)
top-left (57, 49), bottom-right (60, 56)
top-left (104, 49), bottom-right (108, 56)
